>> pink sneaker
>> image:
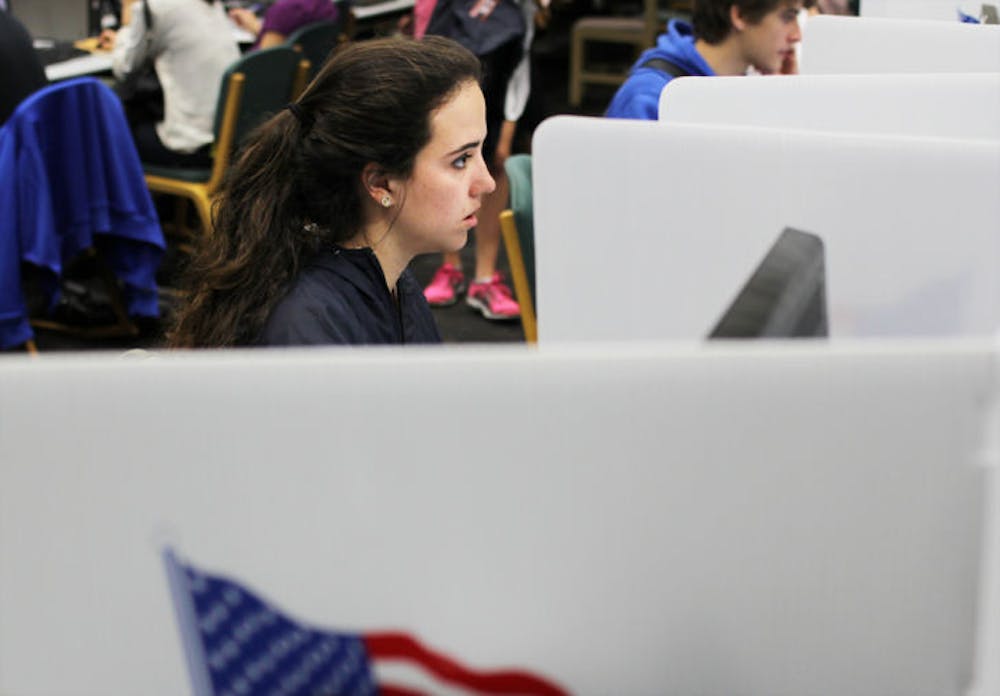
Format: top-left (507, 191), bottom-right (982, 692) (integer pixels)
top-left (423, 263), bottom-right (466, 306)
top-left (466, 272), bottom-right (520, 320)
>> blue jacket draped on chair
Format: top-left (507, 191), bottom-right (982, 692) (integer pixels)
top-left (0, 76), bottom-right (165, 349)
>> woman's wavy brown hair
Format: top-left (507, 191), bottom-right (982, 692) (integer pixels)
top-left (168, 35), bottom-right (481, 347)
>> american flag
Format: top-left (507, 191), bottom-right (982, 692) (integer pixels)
top-left (163, 549), bottom-right (568, 696)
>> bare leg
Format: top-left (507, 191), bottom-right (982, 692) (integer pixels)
top-left (473, 168), bottom-right (509, 280)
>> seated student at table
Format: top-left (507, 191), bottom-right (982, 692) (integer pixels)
top-left (605, 0), bottom-right (805, 120)
top-left (168, 36), bottom-right (495, 347)
top-left (100, 0), bottom-right (239, 166)
top-left (0, 9), bottom-right (47, 124)
top-left (228, 0), bottom-right (338, 50)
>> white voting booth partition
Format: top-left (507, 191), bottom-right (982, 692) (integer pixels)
top-left (800, 15), bottom-right (1000, 74)
top-left (532, 116), bottom-right (1000, 342)
top-left (658, 73), bottom-right (1000, 141)
top-left (0, 342), bottom-right (998, 696)
top-left (861, 0), bottom-right (991, 21)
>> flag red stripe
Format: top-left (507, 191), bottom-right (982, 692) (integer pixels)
top-left (378, 685), bottom-right (427, 696)
top-left (364, 632), bottom-right (568, 696)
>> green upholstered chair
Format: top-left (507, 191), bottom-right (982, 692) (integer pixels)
top-left (285, 19), bottom-right (344, 82)
top-left (498, 154), bottom-right (536, 343)
top-left (143, 46), bottom-right (309, 238)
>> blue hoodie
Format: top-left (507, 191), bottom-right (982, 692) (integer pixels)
top-left (605, 19), bottom-right (714, 120)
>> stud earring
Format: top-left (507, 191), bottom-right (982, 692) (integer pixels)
top-left (380, 195), bottom-right (392, 208)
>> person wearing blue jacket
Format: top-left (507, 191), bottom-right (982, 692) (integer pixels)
top-left (605, 0), bottom-right (804, 120)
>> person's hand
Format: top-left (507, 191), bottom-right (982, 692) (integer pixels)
top-left (779, 48), bottom-right (798, 75)
top-left (534, 6), bottom-right (550, 29)
top-left (228, 7), bottom-right (262, 35)
top-left (397, 13), bottom-right (413, 36)
top-left (97, 29), bottom-right (117, 51)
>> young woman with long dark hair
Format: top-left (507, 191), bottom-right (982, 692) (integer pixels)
top-left (170, 36), bottom-right (495, 347)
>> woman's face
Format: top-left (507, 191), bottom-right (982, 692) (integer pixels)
top-left (390, 80), bottom-right (496, 255)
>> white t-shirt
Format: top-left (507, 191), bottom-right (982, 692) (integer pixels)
top-left (113, 0), bottom-right (239, 152)
top-left (503, 0), bottom-right (536, 122)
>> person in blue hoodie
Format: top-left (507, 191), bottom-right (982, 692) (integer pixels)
top-left (605, 0), bottom-right (805, 120)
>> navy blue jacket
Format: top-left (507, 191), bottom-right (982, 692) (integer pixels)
top-left (258, 247), bottom-right (442, 346)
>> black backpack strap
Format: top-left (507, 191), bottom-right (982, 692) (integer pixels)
top-left (640, 57), bottom-right (689, 79)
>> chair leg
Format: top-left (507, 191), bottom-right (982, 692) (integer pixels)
top-left (192, 192), bottom-right (214, 237)
top-left (92, 255), bottom-right (140, 338)
top-left (499, 211), bottom-right (537, 344)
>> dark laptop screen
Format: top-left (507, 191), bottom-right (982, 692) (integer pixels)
top-left (708, 227), bottom-right (828, 339)
top-left (10, 0), bottom-right (92, 40)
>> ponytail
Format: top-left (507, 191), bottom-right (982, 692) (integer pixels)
top-left (169, 109), bottom-right (321, 347)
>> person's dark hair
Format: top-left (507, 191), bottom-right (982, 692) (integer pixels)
top-left (169, 35), bottom-right (481, 348)
top-left (693, 0), bottom-right (795, 43)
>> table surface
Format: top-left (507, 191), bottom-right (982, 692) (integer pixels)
top-left (45, 50), bottom-right (113, 82)
top-left (351, 0), bottom-right (415, 20)
top-left (42, 20), bottom-right (256, 82)
top-left (41, 0), bottom-right (417, 80)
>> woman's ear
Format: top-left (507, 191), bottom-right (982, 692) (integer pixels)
top-left (730, 3), bottom-right (748, 31)
top-left (361, 162), bottom-right (394, 208)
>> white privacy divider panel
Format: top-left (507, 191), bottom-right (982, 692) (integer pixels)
top-left (533, 116), bottom-right (1000, 342)
top-left (0, 340), bottom-right (997, 696)
top-left (659, 73), bottom-right (1000, 141)
top-left (861, 0), bottom-right (988, 20)
top-left (801, 15), bottom-right (1000, 74)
